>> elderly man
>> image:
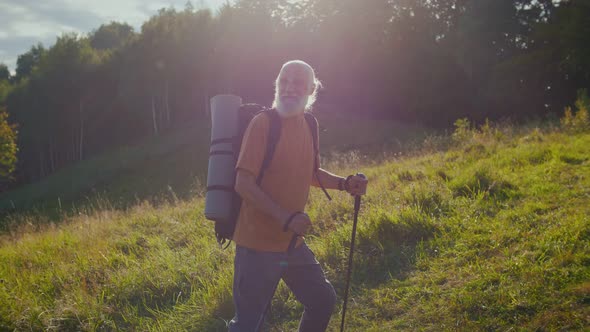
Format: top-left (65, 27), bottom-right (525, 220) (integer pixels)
top-left (229, 60), bottom-right (368, 332)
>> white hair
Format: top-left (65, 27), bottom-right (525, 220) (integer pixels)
top-left (272, 60), bottom-right (322, 110)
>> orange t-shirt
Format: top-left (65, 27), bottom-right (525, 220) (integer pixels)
top-left (233, 111), bottom-right (319, 252)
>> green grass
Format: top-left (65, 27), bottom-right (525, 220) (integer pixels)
top-left (0, 121), bottom-right (588, 331)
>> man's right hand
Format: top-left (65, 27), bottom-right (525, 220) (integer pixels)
top-left (287, 213), bottom-right (312, 235)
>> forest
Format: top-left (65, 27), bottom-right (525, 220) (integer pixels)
top-left (0, 0), bottom-right (589, 190)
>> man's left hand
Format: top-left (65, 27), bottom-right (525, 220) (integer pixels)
top-left (346, 175), bottom-right (368, 196)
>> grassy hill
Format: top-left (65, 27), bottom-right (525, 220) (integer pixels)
top-left (0, 111), bottom-right (424, 219)
top-left (0, 120), bottom-right (588, 331)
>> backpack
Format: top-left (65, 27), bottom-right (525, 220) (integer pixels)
top-left (209, 104), bottom-right (331, 248)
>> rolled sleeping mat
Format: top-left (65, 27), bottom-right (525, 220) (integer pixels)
top-left (205, 94), bottom-right (243, 222)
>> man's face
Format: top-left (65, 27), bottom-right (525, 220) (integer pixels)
top-left (276, 64), bottom-right (313, 117)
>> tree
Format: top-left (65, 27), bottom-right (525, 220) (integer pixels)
top-left (484, 0), bottom-right (590, 117)
top-left (2, 0), bottom-right (588, 187)
top-left (0, 64), bottom-right (10, 82)
top-left (89, 22), bottom-right (135, 50)
top-left (15, 44), bottom-right (45, 81)
top-left (35, 34), bottom-right (101, 164)
top-left (0, 107), bottom-right (18, 181)
top-left (0, 79), bottom-right (11, 105)
top-left (536, 0), bottom-right (590, 86)
top-left (6, 34), bottom-right (102, 181)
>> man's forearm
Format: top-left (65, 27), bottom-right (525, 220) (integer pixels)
top-left (235, 173), bottom-right (290, 227)
top-left (312, 168), bottom-right (346, 190)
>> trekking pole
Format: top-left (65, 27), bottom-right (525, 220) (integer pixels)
top-left (340, 173), bottom-right (366, 332)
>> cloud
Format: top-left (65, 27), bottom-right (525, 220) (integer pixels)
top-left (0, 1), bottom-right (103, 38)
top-left (0, 0), bottom-right (225, 72)
top-left (0, 0), bottom-right (102, 72)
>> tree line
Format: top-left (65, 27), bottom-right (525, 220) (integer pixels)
top-left (0, 0), bottom-right (588, 190)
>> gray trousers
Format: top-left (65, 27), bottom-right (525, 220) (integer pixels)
top-left (228, 243), bottom-right (337, 332)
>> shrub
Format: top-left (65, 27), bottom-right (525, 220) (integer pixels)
top-left (519, 127), bottom-right (544, 143)
top-left (452, 118), bottom-right (506, 149)
top-left (561, 89), bottom-right (590, 133)
top-left (479, 118), bottom-right (504, 141)
top-left (452, 118), bottom-right (472, 143)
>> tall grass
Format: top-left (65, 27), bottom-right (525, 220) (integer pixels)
top-left (0, 115), bottom-right (589, 331)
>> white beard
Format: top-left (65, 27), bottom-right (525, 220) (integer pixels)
top-left (276, 95), bottom-right (309, 118)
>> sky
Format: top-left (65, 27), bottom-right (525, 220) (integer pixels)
top-left (0, 0), bottom-right (228, 73)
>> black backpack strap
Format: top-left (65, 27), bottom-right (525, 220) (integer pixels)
top-left (304, 113), bottom-right (321, 170)
top-left (257, 109), bottom-right (282, 185)
top-left (304, 112), bottom-right (332, 201)
top-left (252, 110), bottom-right (330, 200)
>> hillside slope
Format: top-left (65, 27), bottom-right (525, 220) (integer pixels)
top-left (0, 125), bottom-right (588, 331)
top-left (0, 112), bottom-right (423, 217)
